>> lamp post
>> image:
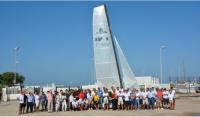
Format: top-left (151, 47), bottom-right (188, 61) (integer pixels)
top-left (14, 46), bottom-right (20, 86)
top-left (160, 45), bottom-right (166, 84)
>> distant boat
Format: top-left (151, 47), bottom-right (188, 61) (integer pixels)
top-left (176, 82), bottom-right (198, 93)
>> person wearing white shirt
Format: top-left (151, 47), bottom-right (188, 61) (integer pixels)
top-left (103, 88), bottom-right (109, 110)
top-left (34, 92), bottom-right (40, 112)
top-left (168, 90), bottom-right (174, 110)
top-left (61, 94), bottom-right (67, 111)
top-left (68, 93), bottom-right (74, 111)
top-left (55, 92), bottom-right (61, 112)
top-left (17, 91), bottom-right (27, 115)
top-left (117, 90), bottom-right (124, 110)
top-left (141, 89), bottom-right (148, 109)
top-left (162, 88), bottom-right (169, 109)
top-left (135, 90), bottom-right (140, 110)
top-left (72, 98), bottom-right (78, 111)
top-left (123, 90), bottom-right (130, 110)
top-left (148, 88), bottom-right (155, 110)
top-left (171, 87), bottom-right (176, 110)
top-left (87, 90), bottom-right (93, 110)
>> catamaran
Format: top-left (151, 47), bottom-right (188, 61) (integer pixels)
top-left (93, 5), bottom-right (138, 89)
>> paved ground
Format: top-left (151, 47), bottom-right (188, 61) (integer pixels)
top-left (0, 96), bottom-right (200, 116)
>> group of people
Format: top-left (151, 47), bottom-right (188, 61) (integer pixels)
top-left (17, 86), bottom-right (176, 115)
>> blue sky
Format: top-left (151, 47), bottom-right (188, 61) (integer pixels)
top-left (0, 1), bottom-right (200, 85)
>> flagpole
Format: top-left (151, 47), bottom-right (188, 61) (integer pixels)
top-left (14, 46), bottom-right (20, 86)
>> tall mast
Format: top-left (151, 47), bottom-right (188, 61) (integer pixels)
top-left (104, 5), bottom-right (123, 88)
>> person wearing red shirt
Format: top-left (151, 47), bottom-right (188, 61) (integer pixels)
top-left (79, 91), bottom-right (85, 100)
top-left (78, 91), bottom-right (85, 110)
top-left (156, 88), bottom-right (163, 109)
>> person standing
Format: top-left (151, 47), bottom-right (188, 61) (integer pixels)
top-left (130, 89), bottom-right (136, 110)
top-left (40, 91), bottom-right (47, 112)
top-left (168, 90), bottom-right (174, 110)
top-left (103, 88), bottom-right (109, 110)
top-left (26, 92), bottom-right (35, 113)
top-left (53, 91), bottom-right (57, 112)
top-left (156, 88), bottom-right (163, 109)
top-left (97, 88), bottom-right (103, 109)
top-left (162, 88), bottom-right (169, 109)
top-left (61, 93), bottom-right (67, 111)
top-left (55, 92), bottom-right (61, 112)
top-left (17, 91), bottom-right (27, 115)
top-left (68, 93), bottom-right (74, 111)
top-left (135, 90), bottom-right (140, 110)
top-left (171, 87), bottom-right (176, 110)
top-left (140, 89), bottom-right (145, 109)
top-left (35, 92), bottom-right (40, 112)
top-left (47, 90), bottom-right (53, 113)
top-left (117, 90), bottom-right (124, 110)
top-left (111, 89), bottom-right (118, 110)
top-left (124, 89), bottom-right (130, 110)
top-left (147, 88), bottom-right (155, 110)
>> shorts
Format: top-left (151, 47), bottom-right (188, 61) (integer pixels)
top-left (148, 98), bottom-right (155, 106)
top-left (163, 98), bottom-right (169, 105)
top-left (78, 99), bottom-right (84, 105)
top-left (94, 101), bottom-right (98, 105)
top-left (130, 99), bottom-right (135, 106)
top-left (124, 101), bottom-right (130, 106)
top-left (139, 99), bottom-right (143, 105)
top-left (156, 98), bottom-right (162, 104)
top-left (35, 101), bottom-right (40, 107)
top-left (169, 100), bottom-right (173, 103)
top-left (118, 99), bottom-right (124, 105)
top-left (143, 98), bottom-right (149, 105)
top-left (103, 97), bottom-right (109, 105)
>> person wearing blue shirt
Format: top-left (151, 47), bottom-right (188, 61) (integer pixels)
top-left (97, 87), bottom-right (103, 109)
top-left (26, 92), bottom-right (35, 113)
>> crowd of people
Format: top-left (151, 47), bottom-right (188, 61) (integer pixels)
top-left (17, 86), bottom-right (176, 115)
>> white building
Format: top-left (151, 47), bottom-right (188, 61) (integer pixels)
top-left (135, 76), bottom-right (159, 87)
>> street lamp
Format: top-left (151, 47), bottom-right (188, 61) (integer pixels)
top-left (160, 45), bottom-right (166, 84)
top-left (14, 46), bottom-right (20, 85)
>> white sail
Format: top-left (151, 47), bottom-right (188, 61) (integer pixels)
top-left (114, 36), bottom-right (138, 89)
top-left (93, 5), bottom-right (121, 88)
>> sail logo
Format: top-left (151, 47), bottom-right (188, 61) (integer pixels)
top-left (99, 28), bottom-right (103, 34)
top-left (95, 37), bottom-right (103, 41)
top-left (97, 27), bottom-right (108, 35)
